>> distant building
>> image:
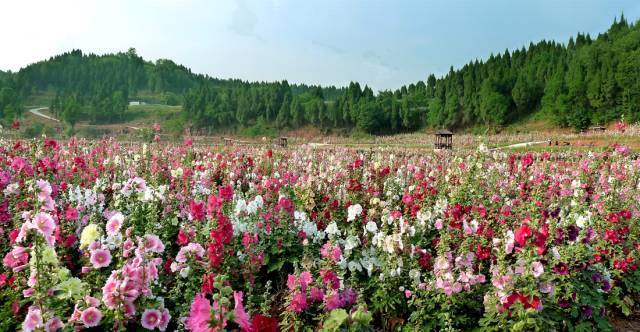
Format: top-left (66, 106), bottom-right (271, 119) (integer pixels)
top-left (128, 101), bottom-right (147, 106)
top-left (435, 130), bottom-right (453, 149)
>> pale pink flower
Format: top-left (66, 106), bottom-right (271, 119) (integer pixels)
top-left (90, 249), bottom-right (112, 269)
top-left (404, 290), bottom-right (412, 298)
top-left (32, 212), bottom-right (56, 246)
top-left (3, 246), bottom-right (29, 272)
top-left (141, 309), bottom-right (162, 330)
top-left (531, 261), bottom-right (544, 278)
top-left (36, 179), bottom-right (52, 201)
top-left (106, 212), bottom-right (124, 235)
top-left (142, 235), bottom-right (165, 253)
top-left (176, 243), bottom-right (205, 263)
top-left (81, 307), bottom-right (102, 328)
top-left (22, 306), bottom-right (43, 332)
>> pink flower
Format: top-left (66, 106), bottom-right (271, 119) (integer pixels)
top-left (331, 246), bottom-right (342, 262)
top-left (45, 317), bottom-right (64, 332)
top-left (65, 207), bottom-right (78, 221)
top-left (288, 291), bottom-right (308, 313)
top-left (3, 246), bottom-right (29, 272)
top-left (405, 290), bottom-right (412, 298)
top-left (186, 293), bottom-right (214, 332)
top-left (324, 292), bottom-right (342, 310)
top-left (81, 307), bottom-right (102, 328)
top-left (106, 212), bottom-right (124, 235)
top-left (90, 249), bottom-right (112, 269)
top-left (219, 185), bottom-right (234, 202)
top-left (531, 261), bottom-right (544, 278)
top-left (36, 179), bottom-right (52, 201)
top-left (287, 274), bottom-right (297, 291)
top-left (158, 308), bottom-right (171, 331)
top-left (31, 212), bottom-right (56, 246)
top-left (22, 306), bottom-right (43, 332)
top-left (142, 234), bottom-right (165, 253)
top-left (141, 309), bottom-right (162, 330)
top-left (310, 287), bottom-right (325, 302)
top-left (299, 271), bottom-right (312, 292)
top-left (233, 291), bottom-right (252, 331)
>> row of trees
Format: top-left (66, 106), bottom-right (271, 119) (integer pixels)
top-left (0, 72), bottom-right (21, 125)
top-left (4, 15), bottom-right (640, 133)
top-left (182, 15), bottom-right (640, 133)
top-left (422, 14), bottom-right (640, 130)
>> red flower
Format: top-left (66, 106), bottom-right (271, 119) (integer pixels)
top-left (476, 245), bottom-right (491, 261)
top-left (515, 224), bottom-right (532, 247)
top-left (419, 251), bottom-right (432, 269)
top-left (201, 273), bottom-right (216, 294)
top-left (218, 185), bottom-right (234, 202)
top-left (190, 200), bottom-right (205, 221)
top-left (520, 153), bottom-right (534, 169)
top-left (177, 229), bottom-right (189, 246)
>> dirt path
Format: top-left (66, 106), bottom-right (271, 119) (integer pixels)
top-left (28, 107), bottom-right (60, 122)
top-left (493, 140), bottom-right (549, 150)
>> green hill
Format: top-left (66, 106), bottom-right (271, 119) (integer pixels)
top-left (1, 15), bottom-right (639, 136)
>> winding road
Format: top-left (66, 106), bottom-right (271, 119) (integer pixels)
top-left (27, 107), bottom-right (60, 122)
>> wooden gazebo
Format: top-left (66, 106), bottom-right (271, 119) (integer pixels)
top-left (435, 130), bottom-right (453, 149)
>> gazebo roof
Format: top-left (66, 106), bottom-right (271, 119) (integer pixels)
top-left (435, 129), bottom-right (453, 136)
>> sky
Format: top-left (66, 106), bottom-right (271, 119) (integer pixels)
top-left (1, 0), bottom-right (639, 91)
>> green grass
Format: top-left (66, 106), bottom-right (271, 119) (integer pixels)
top-left (125, 104), bottom-right (182, 123)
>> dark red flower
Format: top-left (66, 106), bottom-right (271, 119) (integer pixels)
top-left (252, 314), bottom-right (278, 332)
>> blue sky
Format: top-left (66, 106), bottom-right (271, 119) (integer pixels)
top-left (1, 0), bottom-right (639, 90)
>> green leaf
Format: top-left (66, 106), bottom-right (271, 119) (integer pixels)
top-left (321, 309), bottom-right (349, 332)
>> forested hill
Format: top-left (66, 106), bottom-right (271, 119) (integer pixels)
top-left (1, 15), bottom-right (639, 134)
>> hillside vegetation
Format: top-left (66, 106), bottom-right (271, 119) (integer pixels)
top-left (0, 16), bottom-right (639, 136)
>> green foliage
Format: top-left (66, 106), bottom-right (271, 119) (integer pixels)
top-left (321, 306), bottom-right (374, 332)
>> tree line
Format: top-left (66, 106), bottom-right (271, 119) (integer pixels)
top-left (3, 15), bottom-right (640, 133)
top-left (184, 15), bottom-right (640, 133)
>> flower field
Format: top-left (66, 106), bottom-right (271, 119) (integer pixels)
top-left (2, 137), bottom-right (640, 331)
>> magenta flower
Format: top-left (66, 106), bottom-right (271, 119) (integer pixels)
top-left (81, 307), bottom-right (102, 328)
top-left (288, 291), bottom-right (308, 313)
top-left (90, 249), bottom-right (112, 269)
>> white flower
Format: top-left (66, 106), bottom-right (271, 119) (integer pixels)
top-left (365, 221), bottom-right (378, 234)
top-left (235, 199), bottom-right (247, 215)
top-left (179, 266), bottom-right (190, 278)
top-left (347, 204), bottom-right (363, 222)
top-left (344, 235), bottom-right (360, 251)
top-left (325, 222), bottom-right (340, 236)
